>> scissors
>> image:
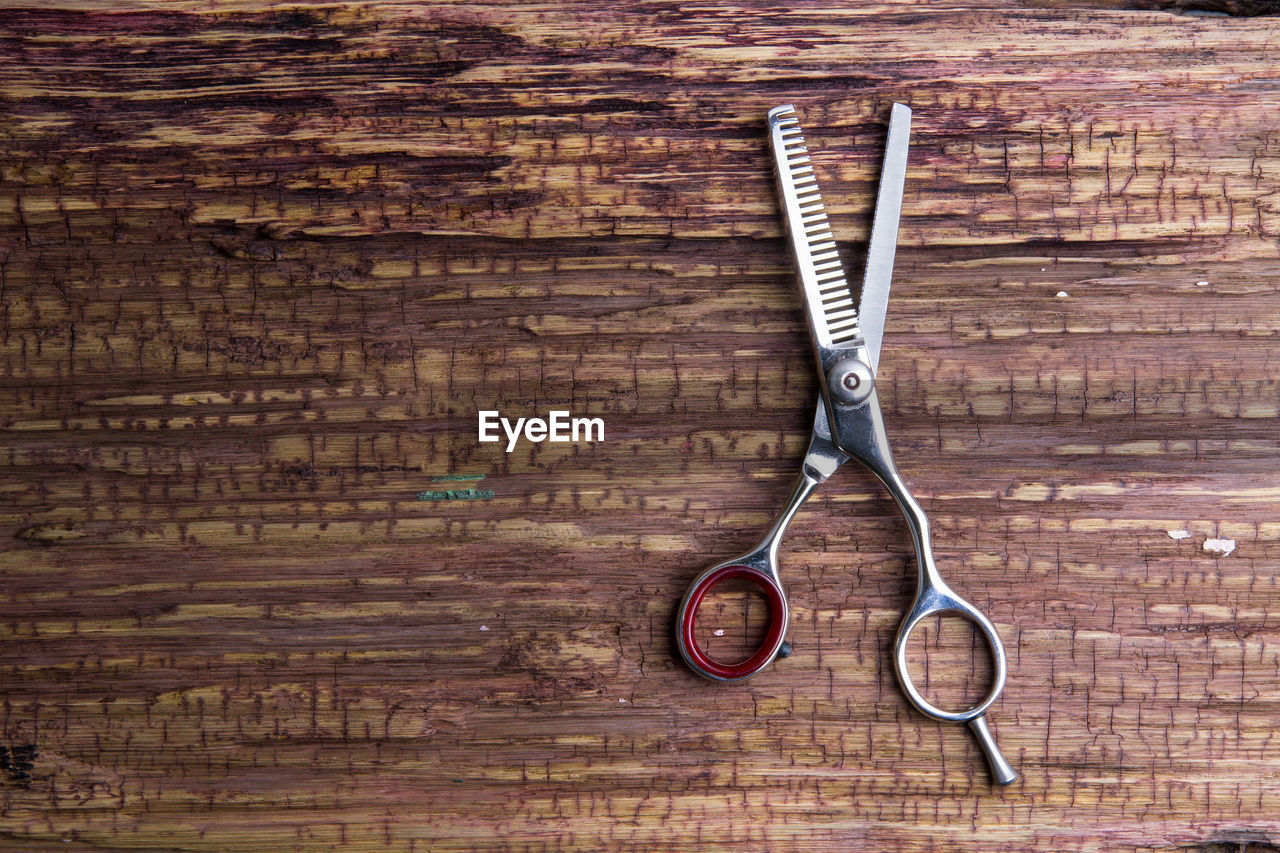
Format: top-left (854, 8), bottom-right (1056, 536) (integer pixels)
top-left (674, 103), bottom-right (1017, 787)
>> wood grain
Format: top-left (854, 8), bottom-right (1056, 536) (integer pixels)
top-left (2, 1), bottom-right (1280, 850)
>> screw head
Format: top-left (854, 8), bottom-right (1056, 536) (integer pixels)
top-left (827, 358), bottom-right (873, 404)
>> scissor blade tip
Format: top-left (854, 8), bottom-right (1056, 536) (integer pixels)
top-left (891, 102), bottom-right (912, 117)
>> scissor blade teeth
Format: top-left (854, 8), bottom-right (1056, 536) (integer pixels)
top-left (768, 105), bottom-right (860, 350)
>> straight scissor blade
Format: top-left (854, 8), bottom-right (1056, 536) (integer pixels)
top-left (856, 103), bottom-right (911, 374)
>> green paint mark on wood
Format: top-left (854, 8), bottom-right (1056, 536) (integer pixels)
top-left (417, 488), bottom-right (495, 501)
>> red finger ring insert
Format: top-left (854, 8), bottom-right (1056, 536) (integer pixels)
top-left (679, 565), bottom-right (787, 680)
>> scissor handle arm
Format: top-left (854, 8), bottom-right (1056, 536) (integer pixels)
top-left (674, 465), bottom-right (825, 681)
top-left (824, 381), bottom-right (1018, 786)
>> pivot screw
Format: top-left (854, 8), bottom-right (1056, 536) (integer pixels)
top-left (827, 357), bottom-right (874, 405)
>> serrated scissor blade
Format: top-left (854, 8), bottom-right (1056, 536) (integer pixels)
top-left (767, 104), bottom-right (859, 352)
top-left (856, 103), bottom-right (911, 374)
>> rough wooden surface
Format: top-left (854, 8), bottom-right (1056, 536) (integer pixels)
top-left (2, 2), bottom-right (1280, 850)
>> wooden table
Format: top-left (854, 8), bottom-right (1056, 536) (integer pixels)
top-left (2, 2), bottom-right (1279, 850)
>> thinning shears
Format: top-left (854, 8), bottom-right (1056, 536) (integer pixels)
top-left (675, 104), bottom-right (1017, 786)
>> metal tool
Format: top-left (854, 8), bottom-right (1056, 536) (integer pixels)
top-left (674, 103), bottom-right (1016, 787)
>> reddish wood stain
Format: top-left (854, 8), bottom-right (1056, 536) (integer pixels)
top-left (1, 2), bottom-right (1279, 850)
